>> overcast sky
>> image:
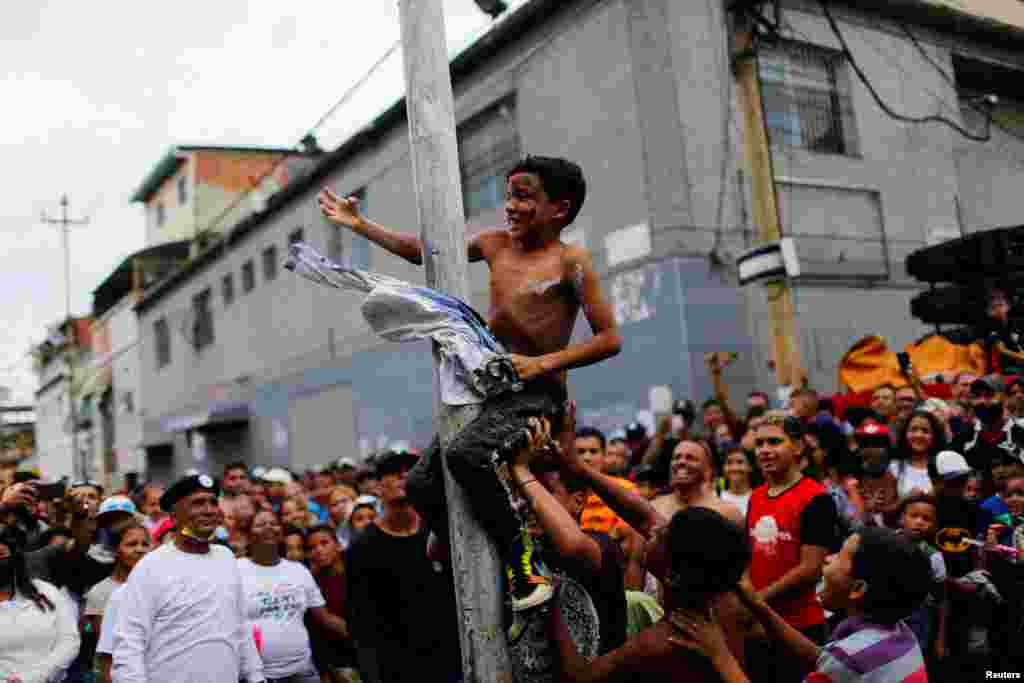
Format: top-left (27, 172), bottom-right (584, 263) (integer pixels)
top-left (0, 0), bottom-right (522, 404)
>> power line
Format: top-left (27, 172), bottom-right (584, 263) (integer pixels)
top-left (816, 0), bottom-right (991, 143)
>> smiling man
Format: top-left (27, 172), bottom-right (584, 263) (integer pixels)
top-left (651, 438), bottom-right (743, 528)
top-left (111, 474), bottom-right (265, 683)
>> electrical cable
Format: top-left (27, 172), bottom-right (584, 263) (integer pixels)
top-left (816, 0), bottom-right (991, 143)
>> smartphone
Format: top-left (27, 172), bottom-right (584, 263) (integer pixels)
top-left (36, 481), bottom-right (66, 501)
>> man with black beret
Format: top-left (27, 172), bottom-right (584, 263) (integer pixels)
top-left (111, 474), bottom-right (265, 683)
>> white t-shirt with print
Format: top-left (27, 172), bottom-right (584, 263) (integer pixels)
top-left (237, 558), bottom-right (325, 679)
top-left (889, 461), bottom-right (934, 498)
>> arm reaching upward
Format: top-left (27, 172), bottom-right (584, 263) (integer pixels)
top-left (318, 188), bottom-right (492, 266)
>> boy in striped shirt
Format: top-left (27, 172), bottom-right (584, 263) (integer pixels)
top-left (672, 527), bottom-right (931, 682)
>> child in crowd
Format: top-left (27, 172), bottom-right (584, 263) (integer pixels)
top-left (674, 527), bottom-right (932, 683)
top-left (719, 442), bottom-right (756, 519)
top-left (898, 494), bottom-right (948, 659)
top-left (983, 474), bottom-right (1024, 669)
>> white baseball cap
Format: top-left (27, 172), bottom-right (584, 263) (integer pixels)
top-left (935, 450), bottom-right (971, 481)
top-left (261, 467), bottom-right (294, 485)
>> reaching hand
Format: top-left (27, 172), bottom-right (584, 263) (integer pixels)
top-left (513, 417), bottom-right (553, 468)
top-left (555, 401), bottom-right (581, 472)
top-left (0, 482), bottom-right (37, 512)
top-left (318, 188), bottom-right (363, 229)
top-left (668, 608), bottom-right (732, 662)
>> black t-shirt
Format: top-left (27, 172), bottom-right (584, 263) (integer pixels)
top-left (800, 493), bottom-right (841, 552)
top-left (952, 418), bottom-right (1024, 476)
top-left (984, 320), bottom-right (1024, 373)
top-left (934, 496), bottom-right (981, 579)
top-left (346, 523), bottom-right (461, 682)
top-left (543, 531), bottom-right (627, 655)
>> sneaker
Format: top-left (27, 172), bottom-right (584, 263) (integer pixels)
top-left (506, 532), bottom-right (553, 612)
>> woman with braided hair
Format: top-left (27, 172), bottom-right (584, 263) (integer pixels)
top-left (0, 523), bottom-right (81, 682)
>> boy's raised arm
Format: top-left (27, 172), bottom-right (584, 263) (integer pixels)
top-left (318, 187), bottom-right (492, 266)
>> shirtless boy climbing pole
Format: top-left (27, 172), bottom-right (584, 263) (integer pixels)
top-left (318, 156), bottom-right (622, 612)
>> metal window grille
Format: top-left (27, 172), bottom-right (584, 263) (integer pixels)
top-left (289, 228), bottom-right (304, 245)
top-left (193, 288), bottom-right (214, 351)
top-left (458, 97), bottom-right (520, 217)
top-left (154, 318), bottom-right (171, 368)
top-left (263, 246), bottom-right (278, 282)
top-left (242, 260), bottom-right (255, 293)
top-left (222, 273), bottom-right (234, 306)
top-left (759, 41), bottom-right (859, 156)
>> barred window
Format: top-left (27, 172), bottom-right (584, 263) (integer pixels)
top-left (222, 273), bottom-right (234, 306)
top-left (193, 288), bottom-right (214, 351)
top-left (154, 318), bottom-right (171, 368)
top-left (242, 260), bottom-right (255, 293)
top-left (458, 97), bottom-right (520, 217)
top-left (263, 245), bottom-right (278, 282)
top-left (760, 42), bottom-right (859, 156)
top-left (289, 228), bottom-right (304, 245)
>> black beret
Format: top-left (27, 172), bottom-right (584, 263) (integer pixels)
top-left (160, 474), bottom-right (221, 512)
top-left (375, 449), bottom-right (418, 476)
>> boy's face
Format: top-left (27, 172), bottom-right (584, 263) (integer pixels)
top-left (819, 533), bottom-right (865, 613)
top-left (901, 502), bottom-right (936, 541)
top-left (988, 294), bottom-right (1010, 322)
top-left (575, 436), bottom-right (605, 470)
top-left (505, 173), bottom-right (567, 239)
top-left (754, 425), bottom-right (799, 480)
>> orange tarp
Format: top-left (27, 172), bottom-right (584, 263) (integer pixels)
top-left (838, 335), bottom-right (987, 394)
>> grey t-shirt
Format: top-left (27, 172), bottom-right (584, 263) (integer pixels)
top-left (84, 576), bottom-right (123, 617)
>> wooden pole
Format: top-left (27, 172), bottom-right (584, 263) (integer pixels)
top-left (396, 2), bottom-right (512, 681)
top-left (732, 19), bottom-right (805, 391)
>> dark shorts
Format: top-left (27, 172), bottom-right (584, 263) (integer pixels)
top-left (406, 378), bottom-right (566, 556)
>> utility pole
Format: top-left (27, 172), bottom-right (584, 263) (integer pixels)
top-left (397, 1), bottom-right (512, 681)
top-left (42, 195), bottom-right (89, 480)
top-left (731, 8), bottom-right (806, 391)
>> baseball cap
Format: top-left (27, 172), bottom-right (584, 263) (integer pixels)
top-left (336, 457), bottom-right (358, 470)
top-left (672, 400), bottom-right (696, 421)
top-left (251, 466), bottom-right (268, 480)
top-left (935, 450), bottom-right (972, 480)
top-left (96, 495), bottom-right (139, 526)
top-left (971, 377), bottom-right (1001, 396)
top-left (352, 494), bottom-right (379, 513)
top-left (261, 467), bottom-right (294, 485)
top-left (625, 422), bottom-right (647, 439)
top-left (855, 419), bottom-right (890, 441)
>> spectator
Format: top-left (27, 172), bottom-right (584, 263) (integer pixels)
top-left (652, 438), bottom-right (743, 528)
top-left (698, 528), bottom-right (932, 683)
top-left (327, 486), bottom-right (357, 549)
top-left (604, 434), bottom-right (629, 476)
top-left (747, 412), bottom-right (837, 682)
top-left (346, 449), bottom-right (461, 683)
top-left (720, 442), bottom-right (756, 519)
top-left (261, 468), bottom-right (294, 513)
top-left (344, 496), bottom-right (378, 547)
top-left (281, 497), bottom-right (316, 531)
top-left (576, 427), bottom-right (638, 536)
top-left (239, 511), bottom-right (336, 683)
top-left (111, 474), bottom-right (264, 683)
top-left (952, 377), bottom-right (1024, 494)
top-left (983, 288), bottom-right (1024, 375)
top-left (510, 417), bottom-right (627, 654)
top-left (138, 484), bottom-right (167, 536)
top-left (629, 465), bottom-right (662, 501)
top-left (0, 524), bottom-right (81, 682)
top-left (282, 527), bottom-right (307, 564)
top-left (222, 462), bottom-right (250, 500)
top-left (305, 525), bottom-right (357, 683)
top-left (224, 494), bottom-right (256, 540)
top-left (892, 409), bottom-right (947, 497)
top-left (307, 471), bottom-right (335, 524)
top-left (871, 384), bottom-right (899, 425)
top-left (951, 372), bottom-right (979, 403)
top-left (40, 525), bottom-right (73, 549)
top-left (898, 493), bottom-right (948, 659)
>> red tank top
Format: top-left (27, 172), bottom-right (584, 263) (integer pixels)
top-left (747, 477), bottom-right (827, 629)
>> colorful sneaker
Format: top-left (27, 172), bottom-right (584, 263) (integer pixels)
top-left (506, 532), bottom-right (553, 612)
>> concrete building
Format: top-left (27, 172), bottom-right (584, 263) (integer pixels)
top-left (0, 406), bottom-right (36, 470)
top-left (32, 318), bottom-right (93, 480)
top-left (134, 0), bottom-right (1024, 477)
top-left (131, 144), bottom-right (322, 251)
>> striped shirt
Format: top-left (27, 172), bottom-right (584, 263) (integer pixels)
top-left (807, 617), bottom-right (927, 683)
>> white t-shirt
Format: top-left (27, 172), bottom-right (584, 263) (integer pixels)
top-left (0, 579), bottom-right (81, 683)
top-left (85, 576), bottom-right (123, 617)
top-left (889, 461), bottom-right (934, 498)
top-left (112, 543), bottom-right (263, 683)
top-left (237, 558), bottom-right (325, 679)
top-left (719, 490), bottom-right (752, 519)
top-left (97, 585), bottom-right (127, 655)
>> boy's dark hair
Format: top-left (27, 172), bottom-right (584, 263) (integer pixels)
top-left (507, 156), bottom-right (587, 227)
top-left (852, 527), bottom-right (932, 624)
top-left (746, 406), bottom-right (767, 421)
top-left (575, 426), bottom-right (606, 451)
top-left (897, 492), bottom-right (938, 518)
top-left (702, 398), bottom-right (722, 412)
top-left (305, 524), bottom-right (338, 545)
top-left (666, 508), bottom-right (750, 606)
top-left (223, 461), bottom-right (249, 478)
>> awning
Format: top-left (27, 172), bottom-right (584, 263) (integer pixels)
top-left (161, 400), bottom-right (250, 434)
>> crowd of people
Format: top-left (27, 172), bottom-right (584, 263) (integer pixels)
top-left (3, 154), bottom-right (1024, 682)
top-left (2, 341), bottom-right (1023, 682)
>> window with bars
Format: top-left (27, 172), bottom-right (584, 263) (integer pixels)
top-left (154, 318), bottom-right (171, 368)
top-left (242, 260), bottom-right (255, 293)
top-left (759, 42), bottom-right (859, 156)
top-left (263, 246), bottom-right (278, 281)
top-left (458, 97), bottom-right (520, 217)
top-left (289, 228), bottom-right (304, 245)
top-left (193, 288), bottom-right (214, 351)
top-left (222, 273), bottom-right (234, 306)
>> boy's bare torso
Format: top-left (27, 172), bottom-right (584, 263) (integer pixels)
top-left (479, 231), bottom-right (583, 380)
